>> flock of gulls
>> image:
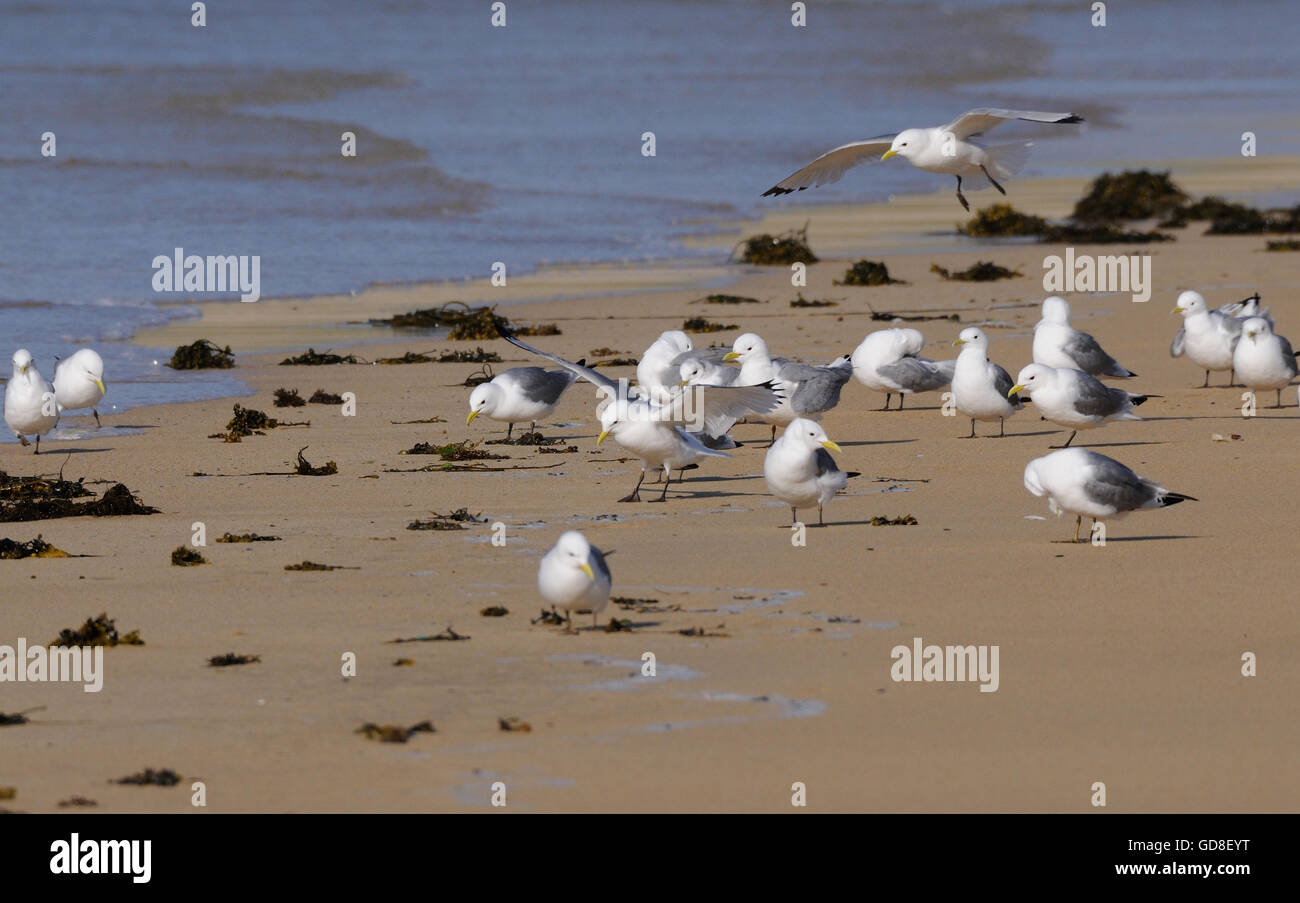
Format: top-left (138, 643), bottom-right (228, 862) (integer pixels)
top-left (461, 290), bottom-right (1297, 623)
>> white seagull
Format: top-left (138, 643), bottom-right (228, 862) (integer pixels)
top-left (467, 366), bottom-right (578, 439)
top-left (537, 530), bottom-right (612, 632)
top-left (1009, 363), bottom-right (1150, 448)
top-left (5, 350), bottom-right (60, 453)
top-left (763, 418), bottom-right (859, 526)
top-left (951, 327), bottom-right (1023, 437)
top-left (763, 108), bottom-right (1083, 211)
top-left (52, 348), bottom-right (107, 427)
top-left (1232, 317), bottom-right (1297, 408)
top-left (724, 333), bottom-right (853, 444)
top-left (851, 328), bottom-right (955, 410)
top-left (1032, 296), bottom-right (1135, 378)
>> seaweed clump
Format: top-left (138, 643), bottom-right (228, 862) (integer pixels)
top-left (401, 440), bottom-right (506, 461)
top-left (697, 294), bottom-right (761, 305)
top-left (49, 613), bottom-right (143, 647)
top-left (437, 347), bottom-right (501, 363)
top-left (789, 293), bottom-right (836, 308)
top-left (114, 768), bottom-right (181, 787)
top-left (273, 388), bottom-right (306, 408)
top-left (959, 204), bottom-right (1050, 237)
top-left (498, 717), bottom-right (532, 732)
top-left (356, 721), bottom-right (435, 743)
top-left (217, 404), bottom-right (281, 441)
top-left (279, 348), bottom-right (360, 366)
top-left (295, 447), bottom-right (337, 475)
top-left (0, 535), bottom-right (69, 559)
top-left (308, 389), bottom-right (344, 404)
top-left (168, 340), bottom-right (234, 370)
top-left (870, 515), bottom-right (918, 526)
top-left (407, 508), bottom-right (487, 531)
top-left (734, 224), bottom-right (819, 265)
top-left (284, 561), bottom-right (354, 571)
top-left (215, 532), bottom-right (281, 543)
top-left (480, 606), bottom-right (509, 617)
top-left (930, 261), bottom-right (1022, 282)
top-left (0, 481), bottom-right (157, 523)
top-left (1266, 239), bottom-right (1300, 252)
top-left (1070, 170), bottom-right (1188, 223)
top-left (837, 260), bottom-right (904, 286)
top-left (682, 317), bottom-right (737, 333)
top-left (208, 653), bottom-right (260, 667)
top-left (170, 546), bottom-right (207, 566)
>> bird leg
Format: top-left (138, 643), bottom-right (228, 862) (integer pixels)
top-left (506, 422), bottom-right (514, 440)
top-left (17, 434), bottom-right (30, 448)
top-left (955, 175), bottom-right (970, 212)
top-left (963, 419), bottom-right (977, 439)
top-left (1202, 370), bottom-right (1210, 388)
top-left (529, 420), bottom-right (536, 434)
top-left (1050, 430), bottom-right (1078, 449)
top-left (1275, 389), bottom-right (1283, 409)
top-left (980, 165), bottom-right (1006, 195)
top-left (998, 417), bottom-right (1006, 438)
top-left (93, 408), bottom-right (101, 428)
top-left (760, 424), bottom-right (776, 448)
top-left (564, 611), bottom-right (577, 635)
top-left (880, 394), bottom-right (893, 411)
top-left (790, 507), bottom-right (798, 526)
top-left (618, 470), bottom-right (646, 503)
top-left (33, 436), bottom-right (41, 455)
top-left (1228, 368), bottom-right (1237, 387)
top-left (649, 466), bottom-right (672, 502)
top-left (818, 504), bottom-right (826, 527)
top-left (1073, 515), bottom-right (1082, 543)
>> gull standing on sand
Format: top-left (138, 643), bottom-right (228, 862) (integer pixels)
top-left (1023, 448), bottom-right (1196, 543)
top-left (763, 418), bottom-right (859, 526)
top-left (951, 327), bottom-right (1022, 437)
top-left (1009, 363), bottom-right (1150, 448)
top-left (466, 366), bottom-right (578, 439)
top-left (1233, 317), bottom-right (1297, 408)
top-left (724, 333), bottom-right (853, 444)
top-left (851, 328), bottom-right (955, 411)
top-left (4, 350), bottom-right (59, 453)
top-left (538, 530), bottom-right (612, 632)
top-left (1170, 291), bottom-right (1247, 387)
top-left (762, 108), bottom-right (1083, 211)
top-left (52, 348), bottom-right (107, 427)
top-left (1032, 296), bottom-right (1135, 378)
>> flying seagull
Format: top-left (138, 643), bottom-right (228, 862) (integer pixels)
top-left (763, 108), bottom-right (1083, 211)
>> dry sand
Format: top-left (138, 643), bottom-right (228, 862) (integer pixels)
top-left (3, 160), bottom-right (1298, 812)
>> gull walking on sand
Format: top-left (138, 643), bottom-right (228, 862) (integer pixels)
top-left (538, 530), bottom-right (612, 632)
top-left (724, 333), bottom-right (853, 445)
top-left (1032, 296), bottom-right (1135, 378)
top-left (467, 366), bottom-right (578, 439)
top-left (1023, 448), bottom-right (1196, 543)
top-left (1009, 364), bottom-right (1150, 449)
top-left (762, 108), bottom-right (1083, 211)
top-left (1232, 317), bottom-right (1297, 408)
top-left (52, 348), bottom-right (106, 427)
top-left (5, 350), bottom-right (59, 453)
top-left (763, 418), bottom-right (859, 526)
top-left (951, 327), bottom-right (1022, 437)
top-left (851, 328), bottom-right (955, 411)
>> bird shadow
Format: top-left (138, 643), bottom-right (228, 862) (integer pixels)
top-left (840, 438), bottom-right (917, 447)
top-left (23, 447), bottom-right (114, 456)
top-left (1062, 440), bottom-right (1165, 448)
top-left (1103, 534), bottom-right (1201, 543)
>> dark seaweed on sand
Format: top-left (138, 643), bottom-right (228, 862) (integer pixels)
top-left (930, 261), bottom-right (1022, 282)
top-left (168, 339), bottom-right (234, 370)
top-left (0, 535), bottom-right (69, 559)
top-left (498, 717), bottom-right (532, 732)
top-left (463, 363), bottom-right (495, 387)
top-left (401, 440), bottom-right (506, 460)
top-left (407, 508), bottom-right (487, 531)
top-left (208, 653), bottom-right (260, 667)
top-left (295, 447), bottom-right (338, 475)
top-left (49, 613), bottom-right (144, 647)
top-left (959, 204), bottom-right (1050, 237)
top-left (1266, 239), bottom-right (1300, 251)
top-left (170, 546), bottom-right (207, 566)
top-left (682, 317), bottom-right (737, 333)
top-left (679, 625), bottom-right (729, 637)
top-left (871, 515), bottom-right (918, 525)
top-left (356, 721), bottom-right (435, 743)
top-left (1070, 170), bottom-right (1188, 223)
top-left (0, 470), bottom-right (93, 502)
top-left (733, 223), bottom-right (819, 265)
top-left (284, 561), bottom-right (356, 571)
top-left (0, 482), bottom-right (157, 524)
top-left (114, 768), bottom-right (181, 787)
top-left (273, 388), bottom-right (306, 407)
top-left (0, 706), bottom-right (44, 726)
top-left (604, 618), bottom-right (634, 632)
top-left (959, 201), bottom-right (1172, 243)
top-left (696, 294), bottom-right (761, 305)
top-left (308, 390), bottom-right (345, 404)
top-left (375, 351), bottom-right (436, 365)
top-left (215, 532), bottom-right (281, 543)
top-left (480, 606), bottom-right (509, 617)
top-left (837, 260), bottom-right (905, 286)
top-left (789, 293), bottom-right (836, 307)
top-left (279, 348), bottom-right (361, 366)
top-left (388, 626), bottom-right (470, 643)
top-left (437, 347), bottom-right (502, 363)
top-left (58, 797), bottom-right (97, 807)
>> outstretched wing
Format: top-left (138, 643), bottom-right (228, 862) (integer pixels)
top-left (942, 108), bottom-right (1083, 140)
top-left (503, 335), bottom-right (619, 394)
top-left (762, 136), bottom-right (894, 196)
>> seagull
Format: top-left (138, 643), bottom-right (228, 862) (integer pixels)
top-left (467, 366), bottom-right (578, 439)
top-left (638, 331), bottom-right (730, 404)
top-left (52, 348), bottom-right (107, 427)
top-left (1023, 448), bottom-right (1196, 543)
top-left (1032, 296), bottom-right (1135, 378)
top-left (724, 333), bottom-right (852, 444)
top-left (538, 530), bottom-right (612, 632)
top-left (763, 418), bottom-right (859, 526)
top-left (596, 397), bottom-right (733, 501)
top-left (678, 357), bottom-right (744, 448)
top-left (4, 350), bottom-right (59, 453)
top-left (1170, 291), bottom-right (1273, 387)
top-left (850, 328), bottom-right (955, 410)
top-left (951, 327), bottom-right (1023, 437)
top-left (1008, 363), bottom-right (1150, 448)
top-left (1233, 316), bottom-right (1297, 408)
top-left (762, 108), bottom-right (1083, 211)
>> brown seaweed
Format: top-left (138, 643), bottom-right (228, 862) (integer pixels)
top-left (930, 261), bottom-right (1022, 281)
top-left (356, 721), bottom-right (435, 743)
top-left (208, 653), bottom-right (260, 667)
top-left (0, 535), bottom-right (69, 559)
top-left (295, 447), bottom-right (338, 475)
top-left (388, 626), bottom-right (470, 643)
top-left (1, 482), bottom-right (157, 523)
top-left (50, 613), bottom-right (143, 647)
top-left (480, 606), bottom-right (509, 617)
top-left (284, 561), bottom-right (357, 571)
top-left (168, 340), bottom-right (234, 370)
top-left (696, 294), bottom-right (761, 305)
top-left (401, 440), bottom-right (506, 460)
top-left (273, 388), bottom-right (307, 407)
top-left (959, 204), bottom-right (1050, 237)
top-left (407, 508), bottom-right (487, 531)
top-left (837, 260), bottom-right (904, 286)
top-left (1070, 170), bottom-right (1188, 223)
top-left (789, 293), bottom-right (836, 307)
top-left (114, 768), bottom-right (180, 786)
top-left (214, 532), bottom-right (281, 543)
top-left (279, 348), bottom-right (361, 366)
top-left (170, 546), bottom-right (207, 566)
top-left (498, 717), bottom-right (532, 732)
top-left (682, 317), bottom-right (737, 333)
top-left (734, 223), bottom-right (818, 265)
top-left (870, 515), bottom-right (918, 525)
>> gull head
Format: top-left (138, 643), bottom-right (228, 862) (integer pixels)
top-left (1172, 290), bottom-right (1206, 317)
top-left (679, 359), bottom-right (706, 386)
top-left (656, 330), bottom-right (693, 354)
top-left (1040, 296), bottom-right (1071, 324)
top-left (953, 327), bottom-right (988, 349)
top-left (786, 417), bottom-right (840, 453)
top-left (882, 129), bottom-right (927, 162)
top-left (552, 530), bottom-right (596, 580)
top-left (12, 349), bottom-right (33, 377)
top-left (1022, 456), bottom-right (1049, 499)
top-left (74, 349), bottom-right (106, 394)
top-left (596, 397), bottom-right (634, 444)
top-left (724, 333), bottom-right (768, 364)
top-left (1009, 363), bottom-right (1055, 398)
top-left (1242, 316), bottom-right (1272, 343)
top-left (466, 382), bottom-right (500, 424)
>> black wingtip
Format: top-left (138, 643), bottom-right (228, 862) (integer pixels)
top-left (1131, 395), bottom-right (1150, 406)
top-left (762, 186), bottom-right (793, 197)
top-left (845, 471), bottom-right (862, 479)
top-left (1163, 492), bottom-right (1197, 506)
top-left (1059, 114), bottom-right (1085, 124)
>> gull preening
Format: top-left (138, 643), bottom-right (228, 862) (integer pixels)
top-left (52, 348), bottom-right (107, 427)
top-left (467, 366), bottom-right (578, 439)
top-left (724, 333), bottom-right (852, 444)
top-left (538, 530), bottom-right (612, 631)
top-left (850, 328), bottom-right (955, 410)
top-left (1170, 291), bottom-right (1250, 387)
top-left (5, 350), bottom-right (59, 453)
top-left (1032, 296), bottom-right (1135, 378)
top-left (1009, 363), bottom-right (1150, 448)
top-left (763, 108), bottom-right (1083, 210)
top-left (951, 327), bottom-right (1023, 437)
top-left (1023, 448), bottom-right (1196, 543)
top-left (1233, 317), bottom-right (1297, 408)
top-left (763, 418), bottom-right (859, 526)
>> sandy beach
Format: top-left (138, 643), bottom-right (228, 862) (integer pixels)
top-left (3, 161), bottom-right (1299, 813)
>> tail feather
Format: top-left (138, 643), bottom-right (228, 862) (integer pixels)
top-left (1160, 492), bottom-right (1197, 506)
top-left (984, 141), bottom-right (1034, 182)
top-left (1129, 394), bottom-right (1150, 407)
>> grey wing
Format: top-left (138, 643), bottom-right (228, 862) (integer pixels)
top-left (1170, 327), bottom-right (1185, 357)
top-left (507, 367), bottom-right (577, 405)
top-left (1081, 454), bottom-right (1157, 512)
top-left (1072, 376), bottom-right (1130, 417)
top-left (782, 362), bottom-right (851, 415)
top-left (762, 136), bottom-right (895, 196)
top-left (658, 382), bottom-right (783, 435)
top-left (502, 335), bottom-right (618, 394)
top-left (813, 447), bottom-right (842, 477)
top-left (990, 362), bottom-right (1023, 409)
top-left (943, 108), bottom-right (1084, 140)
top-left (590, 546), bottom-right (613, 584)
top-left (1062, 331), bottom-right (1123, 375)
top-left (876, 356), bottom-right (953, 393)
top-left (1279, 336), bottom-right (1299, 377)
top-left (669, 346), bottom-right (730, 368)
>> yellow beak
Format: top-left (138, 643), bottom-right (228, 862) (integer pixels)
top-left (881, 149), bottom-right (899, 161)
top-left (95, 379), bottom-right (106, 394)
top-left (952, 338), bottom-right (966, 346)
top-left (19, 365), bottom-right (27, 375)
top-left (679, 379), bottom-right (688, 387)
top-left (722, 351), bottom-right (741, 362)
top-left (579, 563), bottom-right (594, 580)
top-left (596, 429), bottom-right (610, 445)
top-left (1008, 384), bottom-right (1024, 397)
top-left (1171, 307), bottom-right (1183, 314)
top-left (466, 410), bottom-right (479, 425)
top-left (820, 440), bottom-right (841, 453)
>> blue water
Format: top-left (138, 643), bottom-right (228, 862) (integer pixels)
top-left (2, 0), bottom-right (1297, 432)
